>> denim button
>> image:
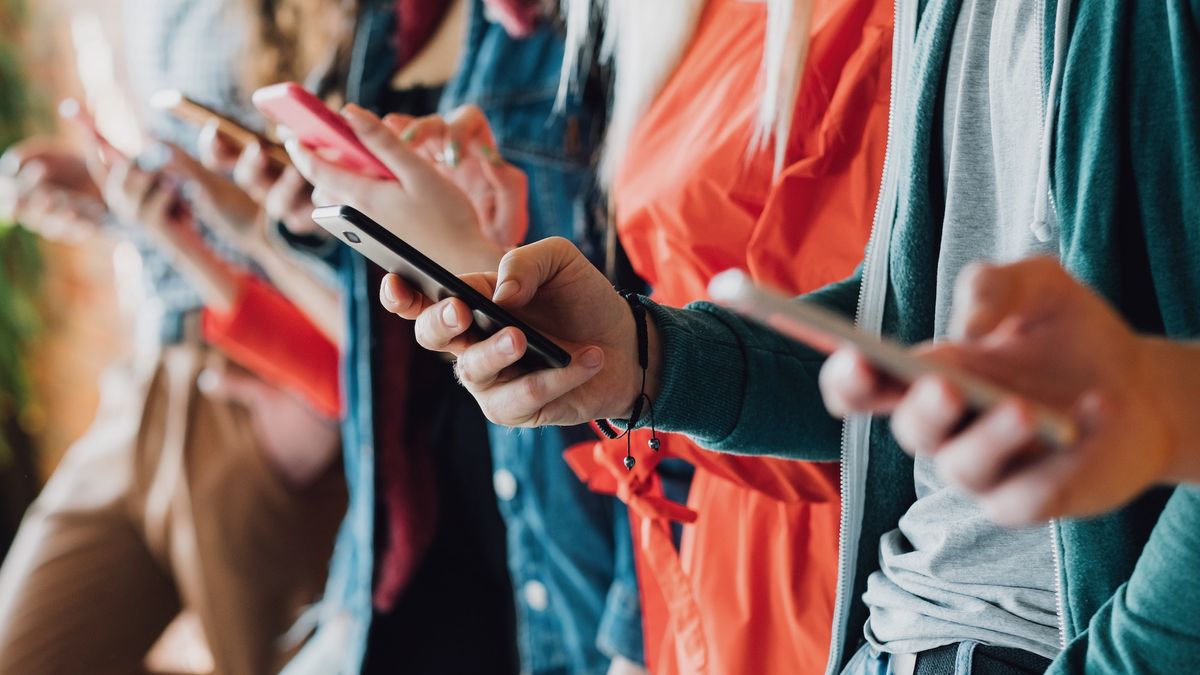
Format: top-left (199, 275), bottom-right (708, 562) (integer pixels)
top-left (522, 580), bottom-right (549, 611)
top-left (493, 468), bottom-right (518, 501)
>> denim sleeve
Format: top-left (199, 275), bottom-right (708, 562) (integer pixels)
top-left (645, 269), bottom-right (862, 461)
top-left (595, 502), bottom-right (645, 665)
top-left (1050, 486), bottom-right (1200, 674)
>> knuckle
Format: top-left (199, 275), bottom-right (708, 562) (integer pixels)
top-left (519, 374), bottom-right (546, 405)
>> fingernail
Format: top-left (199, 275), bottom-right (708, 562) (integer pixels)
top-left (446, 140), bottom-right (461, 167)
top-left (493, 279), bottom-right (519, 303)
top-left (581, 348), bottom-right (603, 369)
top-left (401, 128), bottom-right (416, 143)
top-left (442, 302), bottom-right (459, 327)
top-left (341, 104), bottom-right (368, 128)
top-left (381, 279), bottom-right (396, 305)
top-left (498, 332), bottom-right (516, 356)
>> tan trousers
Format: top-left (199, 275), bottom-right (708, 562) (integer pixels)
top-left (0, 343), bottom-right (346, 675)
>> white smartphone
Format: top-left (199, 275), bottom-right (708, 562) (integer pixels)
top-left (708, 269), bottom-right (1077, 447)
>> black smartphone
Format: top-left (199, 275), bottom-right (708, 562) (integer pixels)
top-left (311, 204), bottom-right (571, 370)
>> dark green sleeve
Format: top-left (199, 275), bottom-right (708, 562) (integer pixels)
top-left (643, 269), bottom-right (862, 461)
top-left (1049, 486), bottom-right (1200, 674)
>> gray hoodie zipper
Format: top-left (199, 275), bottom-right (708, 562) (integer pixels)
top-left (824, 1), bottom-right (916, 673)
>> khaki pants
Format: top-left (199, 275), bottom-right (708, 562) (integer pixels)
top-left (0, 343), bottom-right (346, 675)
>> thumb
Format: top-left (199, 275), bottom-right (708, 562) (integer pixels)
top-left (948, 258), bottom-right (1064, 341)
top-left (491, 236), bottom-right (576, 308)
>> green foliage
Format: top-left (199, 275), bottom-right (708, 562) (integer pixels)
top-left (0, 0), bottom-right (42, 466)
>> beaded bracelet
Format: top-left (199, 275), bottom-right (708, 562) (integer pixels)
top-left (594, 291), bottom-right (660, 470)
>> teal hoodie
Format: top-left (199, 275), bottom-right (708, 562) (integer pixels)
top-left (643, 0), bottom-right (1200, 673)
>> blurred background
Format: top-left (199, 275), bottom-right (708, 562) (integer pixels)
top-left (0, 0), bottom-right (131, 558)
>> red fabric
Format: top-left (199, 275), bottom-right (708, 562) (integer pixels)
top-left (370, 267), bottom-right (438, 612)
top-left (394, 0), bottom-right (453, 69)
top-left (593, 0), bottom-right (894, 673)
top-left (201, 274), bottom-right (341, 418)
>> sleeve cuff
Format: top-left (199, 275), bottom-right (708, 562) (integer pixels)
top-left (642, 299), bottom-right (749, 447)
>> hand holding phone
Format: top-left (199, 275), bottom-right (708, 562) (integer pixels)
top-left (151, 89), bottom-right (290, 165)
top-left (708, 269), bottom-right (1078, 447)
top-left (252, 83), bottom-right (393, 180)
top-left (312, 204), bottom-right (569, 370)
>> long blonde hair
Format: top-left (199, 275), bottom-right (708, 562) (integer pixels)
top-left (558, 0), bottom-right (813, 186)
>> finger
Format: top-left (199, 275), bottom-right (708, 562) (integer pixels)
top-left (380, 113), bottom-right (416, 139)
top-left (285, 138), bottom-right (379, 205)
top-left (977, 449), bottom-right (1083, 526)
top-left (395, 114), bottom-right (449, 149)
top-left (491, 236), bottom-right (578, 308)
top-left (340, 103), bottom-right (431, 184)
top-left (197, 120), bottom-right (243, 170)
top-left (948, 258), bottom-right (1066, 341)
top-left (233, 142), bottom-right (276, 200)
top-left (414, 297), bottom-right (476, 356)
top-left (932, 397), bottom-right (1040, 492)
top-left (819, 347), bottom-right (905, 417)
top-left (455, 327), bottom-right (528, 388)
top-left (889, 375), bottom-right (969, 457)
top-left (480, 160), bottom-right (529, 248)
top-left (137, 180), bottom-right (180, 226)
top-left (264, 166), bottom-right (311, 221)
top-left (476, 346), bottom-right (605, 427)
top-left (445, 104), bottom-right (498, 161)
top-left (379, 273), bottom-right (434, 319)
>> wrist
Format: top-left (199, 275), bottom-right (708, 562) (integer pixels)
top-left (1139, 337), bottom-right (1200, 484)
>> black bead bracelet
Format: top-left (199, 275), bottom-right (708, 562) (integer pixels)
top-left (595, 291), bottom-right (660, 470)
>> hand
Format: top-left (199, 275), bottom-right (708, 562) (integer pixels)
top-left (391, 104), bottom-right (529, 249)
top-left (0, 139), bottom-right (106, 241)
top-left (162, 142), bottom-right (265, 249)
top-left (379, 237), bottom-right (653, 427)
top-left (197, 123), bottom-right (319, 237)
top-left (826, 257), bottom-right (1181, 525)
top-left (101, 154), bottom-right (199, 253)
top-left (197, 367), bottom-right (339, 489)
top-left (286, 103), bottom-right (503, 274)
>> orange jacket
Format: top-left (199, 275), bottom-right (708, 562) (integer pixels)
top-left (567, 0), bottom-right (892, 672)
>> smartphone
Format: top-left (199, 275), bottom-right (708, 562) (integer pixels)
top-left (151, 89), bottom-right (290, 165)
top-left (708, 269), bottom-right (1077, 446)
top-left (252, 82), bottom-right (392, 180)
top-left (312, 204), bottom-right (571, 370)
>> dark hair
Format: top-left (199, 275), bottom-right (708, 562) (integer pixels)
top-left (241, 0), bottom-right (357, 93)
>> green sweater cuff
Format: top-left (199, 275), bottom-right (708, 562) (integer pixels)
top-left (644, 300), bottom-right (748, 447)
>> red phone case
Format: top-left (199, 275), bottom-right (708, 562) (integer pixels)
top-left (251, 82), bottom-right (393, 180)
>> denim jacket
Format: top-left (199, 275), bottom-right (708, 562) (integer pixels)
top-left (283, 3), bottom-right (642, 673)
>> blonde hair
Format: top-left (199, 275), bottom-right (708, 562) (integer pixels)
top-left (558, 0), bottom-right (814, 186)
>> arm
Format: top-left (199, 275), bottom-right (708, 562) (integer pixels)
top-left (647, 269), bottom-right (860, 460)
top-left (1050, 486), bottom-right (1200, 674)
top-left (202, 274), bottom-right (341, 418)
top-left (379, 237), bottom-right (861, 462)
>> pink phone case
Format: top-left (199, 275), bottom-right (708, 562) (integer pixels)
top-left (251, 82), bottom-right (393, 180)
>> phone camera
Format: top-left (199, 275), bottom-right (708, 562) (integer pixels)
top-left (344, 232), bottom-right (361, 244)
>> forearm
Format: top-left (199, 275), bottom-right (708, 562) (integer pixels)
top-left (154, 229), bottom-right (240, 313)
top-left (247, 231), bottom-right (346, 347)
